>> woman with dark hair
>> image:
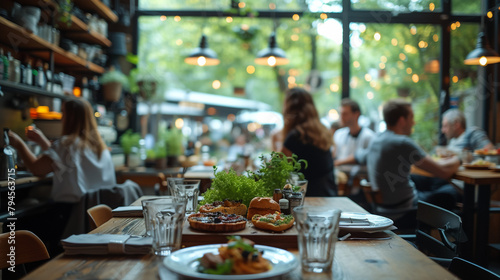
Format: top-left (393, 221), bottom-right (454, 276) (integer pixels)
top-left (282, 87), bottom-right (337, 196)
top-left (8, 98), bottom-right (116, 202)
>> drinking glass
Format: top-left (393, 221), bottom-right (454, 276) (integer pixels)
top-left (171, 180), bottom-right (200, 214)
top-left (294, 206), bottom-right (341, 273)
top-left (166, 177), bottom-right (185, 196)
top-left (151, 202), bottom-right (185, 256)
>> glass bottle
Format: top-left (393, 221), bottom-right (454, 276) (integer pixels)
top-left (81, 77), bottom-right (91, 100)
top-left (289, 192), bottom-right (302, 217)
top-left (282, 183), bottom-right (293, 199)
top-left (5, 52), bottom-right (13, 81)
top-left (44, 63), bottom-right (52, 92)
top-left (273, 188), bottom-right (283, 203)
top-left (0, 48), bottom-right (5, 80)
top-left (279, 198), bottom-right (290, 215)
top-left (24, 58), bottom-right (32, 85)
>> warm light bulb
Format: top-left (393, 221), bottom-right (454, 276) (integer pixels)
top-left (480, 56), bottom-right (488, 66)
top-left (175, 118), bottom-right (184, 129)
top-left (268, 56), bottom-right (277, 66)
top-left (197, 56), bottom-right (207, 66)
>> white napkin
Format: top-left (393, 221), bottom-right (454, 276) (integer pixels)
top-left (61, 234), bottom-right (152, 255)
top-left (339, 217), bottom-right (371, 227)
top-left (112, 206), bottom-right (144, 217)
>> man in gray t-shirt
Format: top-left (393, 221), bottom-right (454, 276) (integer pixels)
top-left (356, 99), bottom-right (461, 211)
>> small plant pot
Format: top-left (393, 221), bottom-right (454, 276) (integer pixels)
top-left (103, 82), bottom-right (122, 102)
top-left (155, 158), bottom-right (167, 169)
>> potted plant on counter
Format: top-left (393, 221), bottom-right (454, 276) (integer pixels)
top-left (119, 129), bottom-right (142, 167)
top-left (100, 66), bottom-right (129, 102)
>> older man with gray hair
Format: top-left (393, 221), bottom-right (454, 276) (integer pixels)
top-left (441, 109), bottom-right (493, 152)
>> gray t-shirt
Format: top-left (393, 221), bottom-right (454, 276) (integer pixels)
top-left (356, 130), bottom-right (426, 208)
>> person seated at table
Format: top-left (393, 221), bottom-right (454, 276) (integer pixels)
top-left (282, 87), bottom-right (337, 197)
top-left (333, 98), bottom-right (375, 167)
top-left (355, 99), bottom-right (461, 212)
top-left (8, 98), bottom-right (117, 254)
top-left (441, 108), bottom-right (493, 153)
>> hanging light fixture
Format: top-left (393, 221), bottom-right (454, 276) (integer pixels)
top-left (464, 2), bottom-right (500, 66)
top-left (255, 32), bottom-right (289, 67)
top-left (464, 32), bottom-right (500, 66)
top-left (185, 34), bottom-right (220, 66)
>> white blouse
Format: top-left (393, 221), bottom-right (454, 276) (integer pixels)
top-left (43, 136), bottom-right (116, 203)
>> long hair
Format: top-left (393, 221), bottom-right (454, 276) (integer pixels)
top-left (282, 87), bottom-right (333, 151)
top-left (62, 98), bottom-right (106, 159)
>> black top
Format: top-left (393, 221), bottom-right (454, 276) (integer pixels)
top-left (284, 130), bottom-right (337, 197)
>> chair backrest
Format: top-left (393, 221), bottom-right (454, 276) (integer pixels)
top-left (448, 257), bottom-right (500, 280)
top-left (360, 179), bottom-right (383, 208)
top-left (0, 230), bottom-right (50, 269)
top-left (87, 204), bottom-right (113, 230)
top-left (415, 200), bottom-right (467, 259)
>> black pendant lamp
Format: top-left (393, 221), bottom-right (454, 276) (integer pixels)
top-left (255, 32), bottom-right (289, 67)
top-left (185, 34), bottom-right (220, 66)
top-left (464, 32), bottom-right (500, 66)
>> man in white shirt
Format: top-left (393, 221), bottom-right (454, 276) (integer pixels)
top-left (333, 98), bottom-right (375, 166)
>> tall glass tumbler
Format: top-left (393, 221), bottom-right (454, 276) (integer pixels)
top-left (152, 202), bottom-right (185, 256)
top-left (171, 180), bottom-right (200, 214)
top-left (167, 177), bottom-right (185, 196)
top-left (294, 206), bottom-right (341, 273)
top-left (142, 196), bottom-right (186, 237)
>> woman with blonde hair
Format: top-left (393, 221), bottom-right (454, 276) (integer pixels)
top-left (8, 98), bottom-right (116, 203)
top-left (282, 87), bottom-right (337, 196)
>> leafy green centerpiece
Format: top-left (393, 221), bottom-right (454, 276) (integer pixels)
top-left (201, 152), bottom-right (307, 207)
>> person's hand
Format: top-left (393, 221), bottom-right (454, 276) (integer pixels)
top-left (7, 130), bottom-right (24, 150)
top-left (26, 127), bottom-right (48, 145)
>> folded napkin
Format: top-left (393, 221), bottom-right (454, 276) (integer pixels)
top-left (112, 206), bottom-right (144, 217)
top-left (61, 234), bottom-right (152, 255)
top-left (339, 217), bottom-right (371, 227)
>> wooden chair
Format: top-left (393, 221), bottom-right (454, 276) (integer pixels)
top-left (448, 257), bottom-right (500, 280)
top-left (87, 204), bottom-right (113, 230)
top-left (415, 200), bottom-right (467, 267)
top-left (360, 179), bottom-right (417, 233)
top-left (0, 230), bottom-right (50, 277)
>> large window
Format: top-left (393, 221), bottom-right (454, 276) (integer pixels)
top-left (136, 0), bottom-right (482, 152)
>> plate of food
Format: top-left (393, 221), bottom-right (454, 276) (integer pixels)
top-left (339, 212), bottom-right (394, 232)
top-left (462, 159), bottom-right (496, 170)
top-left (163, 237), bottom-right (297, 279)
top-left (490, 165), bottom-right (500, 172)
top-left (474, 148), bottom-right (500, 156)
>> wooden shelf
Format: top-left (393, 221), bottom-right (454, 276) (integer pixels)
top-left (59, 16), bottom-right (112, 47)
top-left (16, 0), bottom-right (58, 10)
top-left (73, 0), bottom-right (118, 23)
top-left (0, 17), bottom-right (105, 74)
top-left (0, 80), bottom-right (71, 99)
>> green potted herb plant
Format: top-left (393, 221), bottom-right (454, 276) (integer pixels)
top-left (99, 66), bottom-right (129, 102)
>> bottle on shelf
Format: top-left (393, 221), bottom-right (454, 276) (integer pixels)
top-left (5, 52), bottom-right (12, 81)
top-left (89, 75), bottom-right (100, 101)
top-left (53, 72), bottom-right (62, 95)
top-left (35, 60), bottom-right (46, 89)
top-left (44, 63), bottom-right (52, 92)
top-left (0, 48), bottom-right (5, 80)
top-left (81, 77), bottom-right (91, 100)
top-left (24, 59), bottom-right (33, 86)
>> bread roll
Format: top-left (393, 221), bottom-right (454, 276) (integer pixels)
top-left (247, 197), bottom-right (280, 220)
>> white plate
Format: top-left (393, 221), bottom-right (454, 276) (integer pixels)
top-left (163, 244), bottom-right (297, 280)
top-left (339, 212), bottom-right (394, 232)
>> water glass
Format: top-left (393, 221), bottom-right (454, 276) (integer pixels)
top-left (142, 197), bottom-right (185, 237)
top-left (166, 177), bottom-right (185, 196)
top-left (143, 197), bottom-right (185, 256)
top-left (294, 206), bottom-right (341, 273)
top-left (171, 180), bottom-right (200, 214)
top-left (152, 202), bottom-right (185, 256)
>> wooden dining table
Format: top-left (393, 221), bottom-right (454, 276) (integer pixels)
top-left (23, 196), bottom-right (458, 280)
top-left (452, 168), bottom-right (500, 266)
